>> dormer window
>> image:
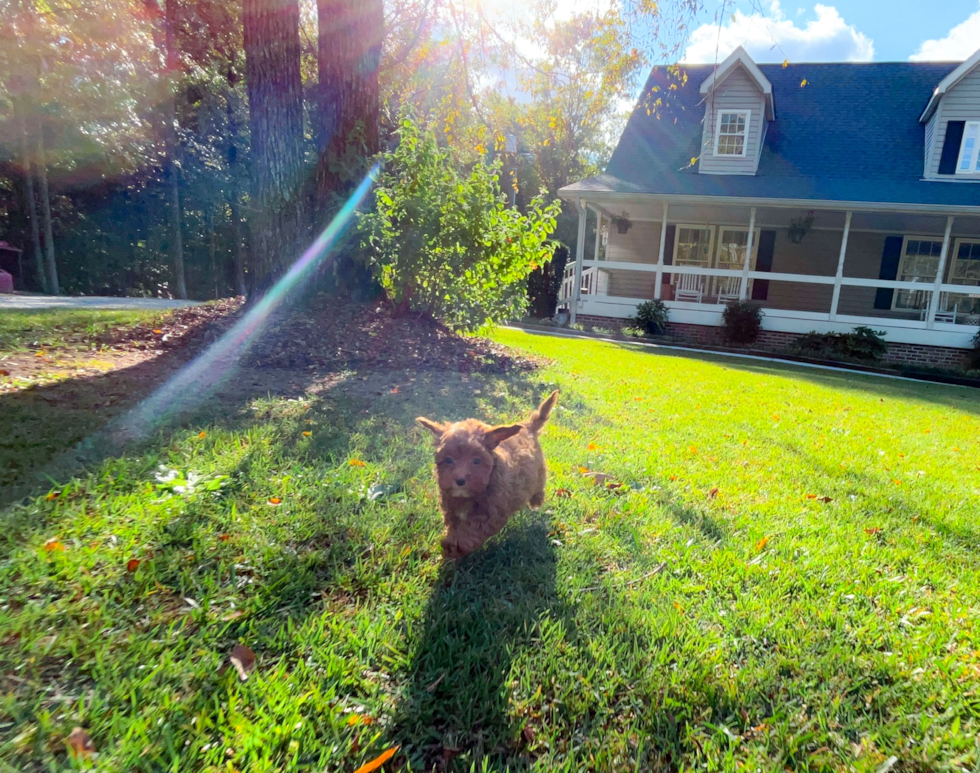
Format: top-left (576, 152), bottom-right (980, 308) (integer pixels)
top-left (957, 122), bottom-right (980, 173)
top-left (715, 111), bottom-right (750, 156)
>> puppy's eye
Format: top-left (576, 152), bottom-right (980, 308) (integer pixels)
top-left (441, 457), bottom-right (453, 465)
top-left (472, 458), bottom-right (481, 465)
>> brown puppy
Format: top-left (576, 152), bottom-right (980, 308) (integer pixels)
top-left (417, 390), bottom-right (559, 560)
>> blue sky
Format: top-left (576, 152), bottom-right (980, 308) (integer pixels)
top-left (681, 0), bottom-right (980, 63)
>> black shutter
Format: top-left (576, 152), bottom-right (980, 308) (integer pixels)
top-left (662, 224), bottom-right (675, 284)
top-left (938, 121), bottom-right (965, 175)
top-left (750, 230), bottom-right (777, 301)
top-left (874, 236), bottom-right (904, 309)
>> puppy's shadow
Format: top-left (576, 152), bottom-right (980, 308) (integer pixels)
top-left (393, 516), bottom-right (569, 770)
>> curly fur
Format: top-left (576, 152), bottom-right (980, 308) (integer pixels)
top-left (417, 390), bottom-right (559, 559)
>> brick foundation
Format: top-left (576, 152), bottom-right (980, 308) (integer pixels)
top-left (573, 314), bottom-right (971, 371)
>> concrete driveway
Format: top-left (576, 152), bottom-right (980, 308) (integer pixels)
top-left (0, 294), bottom-right (203, 311)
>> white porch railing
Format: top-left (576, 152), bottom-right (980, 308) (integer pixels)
top-left (559, 261), bottom-right (608, 306)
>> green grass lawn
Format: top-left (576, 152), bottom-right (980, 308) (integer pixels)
top-left (2, 327), bottom-right (980, 772)
top-left (0, 308), bottom-right (163, 352)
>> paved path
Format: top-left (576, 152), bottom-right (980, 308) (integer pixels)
top-left (0, 294), bottom-right (202, 311)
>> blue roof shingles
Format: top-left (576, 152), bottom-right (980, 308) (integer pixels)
top-left (563, 62), bottom-right (980, 208)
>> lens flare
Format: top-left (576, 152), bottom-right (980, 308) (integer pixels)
top-left (61, 164), bottom-right (378, 467)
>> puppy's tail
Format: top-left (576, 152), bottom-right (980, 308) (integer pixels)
top-left (527, 390), bottom-right (560, 434)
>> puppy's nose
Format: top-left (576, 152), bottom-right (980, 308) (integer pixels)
top-left (455, 478), bottom-right (466, 486)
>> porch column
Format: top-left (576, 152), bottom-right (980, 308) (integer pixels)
top-left (593, 212), bottom-right (603, 263)
top-left (926, 216), bottom-right (954, 329)
top-left (829, 211), bottom-right (853, 321)
top-left (738, 207), bottom-right (757, 301)
top-left (570, 199), bottom-right (587, 325)
top-left (654, 202), bottom-right (669, 300)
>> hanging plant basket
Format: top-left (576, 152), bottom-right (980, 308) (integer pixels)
top-left (788, 211), bottom-right (815, 244)
top-left (614, 212), bottom-right (632, 234)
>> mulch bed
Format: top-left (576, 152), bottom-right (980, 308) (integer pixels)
top-left (86, 296), bottom-right (538, 375)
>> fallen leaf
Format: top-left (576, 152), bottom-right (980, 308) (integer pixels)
top-left (893, 479), bottom-right (903, 486)
top-left (577, 466), bottom-right (589, 474)
top-left (400, 545), bottom-right (412, 557)
top-left (708, 487), bottom-right (719, 499)
top-left (43, 537), bottom-right (64, 552)
top-left (583, 471), bottom-right (614, 486)
top-left (817, 496), bottom-right (832, 503)
top-left (218, 533), bottom-right (232, 541)
top-left (673, 601), bottom-right (685, 614)
top-left (153, 329), bottom-right (163, 334)
top-left (45, 491), bottom-right (60, 501)
top-left (347, 714), bottom-right (375, 726)
top-left (268, 497), bottom-right (282, 505)
top-left (442, 746), bottom-right (462, 761)
top-left (864, 527), bottom-right (882, 536)
top-left (772, 414), bottom-right (780, 422)
top-left (522, 726), bottom-right (536, 742)
top-left (390, 387), bottom-right (400, 394)
top-left (229, 643), bottom-right (256, 681)
top-left (0, 369), bottom-right (9, 377)
top-left (66, 727), bottom-right (95, 758)
top-left (425, 673), bottom-right (445, 692)
top-left (352, 746), bottom-right (400, 773)
top-left (669, 474), bottom-right (678, 481)
top-left (222, 609), bottom-right (245, 621)
top-left (606, 481), bottom-right (624, 490)
top-left (587, 443), bottom-right (597, 451)
top-left (302, 431), bottom-right (312, 437)
top-left (349, 459), bottom-right (367, 467)
top-left (688, 445), bottom-right (698, 454)
top-left (806, 494), bottom-right (817, 500)
top-left (126, 559), bottom-right (140, 572)
top-left (555, 488), bottom-right (572, 498)
top-left (198, 431), bottom-right (207, 439)
top-left (755, 536), bottom-right (770, 551)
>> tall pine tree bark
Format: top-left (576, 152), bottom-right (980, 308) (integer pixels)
top-left (164, 0), bottom-right (187, 299)
top-left (18, 112), bottom-right (46, 293)
top-left (243, 0), bottom-right (306, 296)
top-left (315, 0), bottom-right (383, 208)
top-left (35, 121), bottom-right (59, 295)
top-left (225, 70), bottom-right (248, 297)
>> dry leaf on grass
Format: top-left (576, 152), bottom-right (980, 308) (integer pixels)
top-left (45, 491), bottom-right (60, 501)
top-left (198, 431), bottom-right (207, 439)
top-left (229, 643), bottom-right (256, 681)
top-left (268, 497), bottom-right (282, 505)
top-left (353, 746), bottom-right (400, 773)
top-left (818, 496), bottom-right (832, 503)
top-left (126, 559), bottom-right (140, 572)
top-left (347, 714), bottom-right (375, 726)
top-left (587, 443), bottom-right (597, 451)
top-left (43, 537), bottom-right (64, 552)
top-left (0, 369), bottom-right (9, 377)
top-left (66, 727), bottom-right (95, 757)
top-left (708, 487), bottom-right (719, 499)
top-left (349, 459), bottom-right (367, 467)
top-left (218, 534), bottom-right (232, 542)
top-left (755, 536), bottom-right (770, 551)
top-left (582, 471), bottom-right (614, 486)
top-left (864, 527), bottom-right (882, 536)
top-left (522, 726), bottom-right (536, 742)
top-left (302, 431), bottom-right (312, 437)
top-left (425, 673), bottom-right (445, 692)
top-left (555, 488), bottom-right (572, 499)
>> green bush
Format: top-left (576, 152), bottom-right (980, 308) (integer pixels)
top-left (721, 300), bottom-right (764, 344)
top-left (360, 108), bottom-right (561, 332)
top-left (629, 299), bottom-right (669, 336)
top-left (971, 329), bottom-right (980, 371)
top-left (791, 326), bottom-right (888, 362)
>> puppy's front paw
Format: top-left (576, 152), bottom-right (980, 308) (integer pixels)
top-left (441, 535), bottom-right (462, 561)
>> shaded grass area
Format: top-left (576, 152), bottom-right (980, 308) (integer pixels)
top-left (2, 327), bottom-right (980, 772)
top-left (0, 308), bottom-right (163, 352)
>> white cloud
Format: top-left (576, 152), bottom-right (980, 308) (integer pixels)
top-left (682, 2), bottom-right (874, 64)
top-left (909, 3), bottom-right (980, 61)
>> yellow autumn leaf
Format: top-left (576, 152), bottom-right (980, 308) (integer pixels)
top-left (268, 497), bottom-right (282, 505)
top-left (302, 431), bottom-right (312, 437)
top-left (44, 537), bottom-right (64, 552)
top-left (349, 459), bottom-right (367, 467)
top-left (198, 431), bottom-right (207, 439)
top-left (587, 443), bottom-right (597, 451)
top-left (755, 536), bottom-right (769, 551)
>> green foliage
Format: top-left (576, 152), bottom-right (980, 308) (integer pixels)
top-left (721, 300), bottom-right (764, 345)
top-left (360, 109), bottom-right (561, 331)
top-left (629, 299), bottom-right (669, 336)
top-left (971, 329), bottom-right (980, 371)
top-left (791, 325), bottom-right (889, 362)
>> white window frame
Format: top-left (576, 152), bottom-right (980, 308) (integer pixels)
top-left (714, 226), bottom-right (762, 270)
top-left (713, 110), bottom-right (751, 158)
top-left (672, 225), bottom-right (716, 273)
top-left (949, 238), bottom-right (980, 284)
top-left (955, 121), bottom-right (980, 175)
top-left (891, 235), bottom-right (946, 311)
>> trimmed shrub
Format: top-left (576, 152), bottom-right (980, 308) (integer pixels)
top-left (791, 326), bottom-right (888, 362)
top-left (629, 299), bottom-right (669, 336)
top-left (721, 300), bottom-right (764, 344)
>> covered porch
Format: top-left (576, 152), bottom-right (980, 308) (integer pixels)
top-left (560, 196), bottom-right (980, 350)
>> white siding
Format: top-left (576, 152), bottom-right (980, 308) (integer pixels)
top-left (699, 68), bottom-right (767, 176)
top-left (924, 111), bottom-right (936, 175)
top-left (604, 222), bottom-right (661, 299)
top-left (925, 66), bottom-right (980, 178)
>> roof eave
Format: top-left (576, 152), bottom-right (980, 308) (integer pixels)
top-left (919, 46), bottom-right (980, 123)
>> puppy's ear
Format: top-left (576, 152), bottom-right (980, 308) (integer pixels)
top-left (416, 417), bottom-right (446, 439)
top-left (482, 424), bottom-right (522, 450)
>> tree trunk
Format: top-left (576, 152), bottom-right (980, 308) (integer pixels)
top-left (225, 73), bottom-right (248, 297)
top-left (243, 0), bottom-right (306, 297)
top-left (19, 113), bottom-right (46, 293)
top-left (315, 0), bottom-right (383, 209)
top-left (164, 0), bottom-right (187, 299)
top-left (35, 124), bottom-right (59, 295)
